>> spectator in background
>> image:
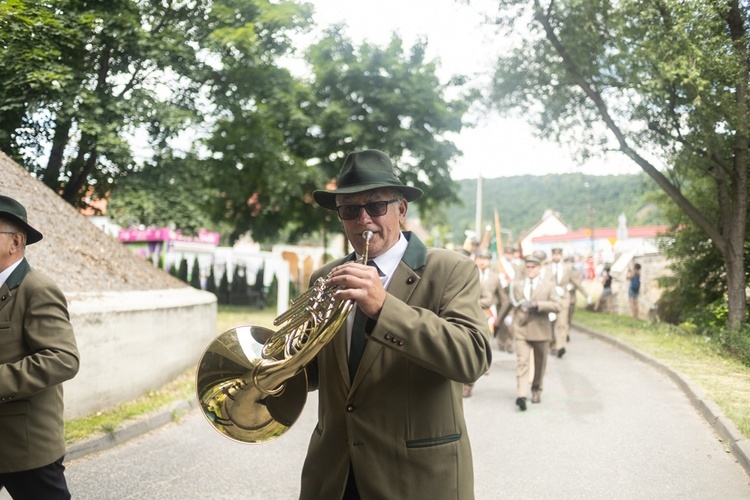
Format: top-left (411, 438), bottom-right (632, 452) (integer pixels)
top-left (594, 266), bottom-right (613, 313)
top-left (627, 263), bottom-right (642, 319)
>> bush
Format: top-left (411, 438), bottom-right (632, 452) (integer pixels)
top-left (205, 266), bottom-right (217, 295)
top-left (714, 324), bottom-right (750, 368)
top-left (189, 257), bottom-right (201, 289)
top-left (178, 258), bottom-right (189, 283)
top-left (218, 269), bottom-right (230, 305)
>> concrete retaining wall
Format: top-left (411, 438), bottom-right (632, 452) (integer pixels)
top-left (63, 287), bottom-right (217, 419)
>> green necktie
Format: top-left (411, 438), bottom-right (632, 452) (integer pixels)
top-left (348, 261), bottom-right (383, 382)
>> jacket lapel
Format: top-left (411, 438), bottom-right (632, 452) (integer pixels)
top-left (0, 259), bottom-right (29, 315)
top-left (4, 258), bottom-right (30, 290)
top-left (350, 232), bottom-right (425, 390)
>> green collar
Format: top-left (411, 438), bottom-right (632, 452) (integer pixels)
top-left (5, 258), bottom-right (30, 290)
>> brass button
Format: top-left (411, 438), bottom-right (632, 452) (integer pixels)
top-left (407, 277), bottom-right (415, 284)
top-left (346, 404), bottom-right (354, 412)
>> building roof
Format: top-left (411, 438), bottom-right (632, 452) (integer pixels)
top-left (531, 225), bottom-right (669, 243)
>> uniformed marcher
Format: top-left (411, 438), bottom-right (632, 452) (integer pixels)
top-left (464, 249), bottom-right (510, 397)
top-left (545, 248), bottom-right (588, 358)
top-left (508, 253), bottom-right (562, 411)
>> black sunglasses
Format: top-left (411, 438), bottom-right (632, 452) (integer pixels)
top-left (336, 199), bottom-right (400, 220)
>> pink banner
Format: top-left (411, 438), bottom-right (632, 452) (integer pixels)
top-left (119, 228), bottom-right (220, 245)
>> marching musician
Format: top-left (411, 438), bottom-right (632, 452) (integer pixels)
top-left (303, 149), bottom-right (492, 499)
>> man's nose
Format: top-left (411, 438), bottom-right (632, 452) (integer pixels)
top-left (355, 206), bottom-right (372, 223)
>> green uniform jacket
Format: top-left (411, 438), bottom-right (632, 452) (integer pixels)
top-left (0, 259), bottom-right (80, 472)
top-left (508, 278), bottom-right (562, 341)
top-left (300, 233), bottom-right (492, 500)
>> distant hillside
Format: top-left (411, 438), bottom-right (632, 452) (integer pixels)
top-left (442, 172), bottom-right (667, 245)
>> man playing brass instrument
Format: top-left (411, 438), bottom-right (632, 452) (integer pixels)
top-left (303, 149), bottom-right (492, 499)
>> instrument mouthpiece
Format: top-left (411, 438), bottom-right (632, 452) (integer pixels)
top-left (363, 230), bottom-right (374, 242)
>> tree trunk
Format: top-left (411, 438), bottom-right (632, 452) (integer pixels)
top-left (41, 117), bottom-right (72, 193)
top-left (62, 133), bottom-right (97, 204)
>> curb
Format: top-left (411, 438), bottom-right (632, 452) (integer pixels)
top-left (573, 323), bottom-right (750, 478)
top-left (65, 398), bottom-right (198, 462)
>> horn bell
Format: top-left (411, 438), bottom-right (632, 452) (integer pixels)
top-left (196, 325), bottom-right (308, 444)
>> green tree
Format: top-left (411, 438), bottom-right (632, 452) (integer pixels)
top-left (107, 153), bottom-right (216, 235)
top-left (201, 26), bottom-right (474, 244)
top-left (305, 28), bottom-right (473, 240)
top-left (0, 0), bottom-right (312, 208)
top-left (488, 0), bottom-right (749, 328)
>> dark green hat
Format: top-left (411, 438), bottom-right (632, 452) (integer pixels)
top-left (0, 196), bottom-right (43, 244)
top-left (313, 150), bottom-right (423, 210)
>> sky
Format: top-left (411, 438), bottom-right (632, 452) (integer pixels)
top-left (302, 0), bottom-right (642, 180)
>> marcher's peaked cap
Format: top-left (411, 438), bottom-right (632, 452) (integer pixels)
top-left (532, 249), bottom-right (547, 261)
top-left (0, 196), bottom-right (43, 244)
top-left (524, 254), bottom-right (542, 265)
top-left (313, 149), bottom-right (423, 210)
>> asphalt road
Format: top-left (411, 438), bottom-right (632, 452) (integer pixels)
top-left (16, 327), bottom-right (750, 499)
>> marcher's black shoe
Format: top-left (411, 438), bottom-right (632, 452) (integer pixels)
top-left (515, 397), bottom-right (527, 411)
top-left (557, 347), bottom-right (566, 359)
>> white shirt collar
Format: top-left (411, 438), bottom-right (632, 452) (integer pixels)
top-left (358, 232), bottom-right (407, 288)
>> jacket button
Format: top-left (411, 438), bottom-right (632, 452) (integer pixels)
top-left (407, 277), bottom-right (415, 284)
top-left (346, 404), bottom-right (354, 412)
top-left (398, 340), bottom-right (405, 346)
top-left (385, 333), bottom-right (392, 340)
top-left (0, 295), bottom-right (6, 301)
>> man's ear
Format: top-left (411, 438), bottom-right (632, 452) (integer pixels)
top-left (10, 233), bottom-right (24, 252)
top-left (398, 200), bottom-right (408, 222)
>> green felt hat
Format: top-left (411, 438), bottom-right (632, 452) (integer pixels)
top-left (0, 196), bottom-right (43, 244)
top-left (313, 150), bottom-right (423, 210)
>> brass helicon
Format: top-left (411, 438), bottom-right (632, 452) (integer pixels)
top-left (196, 231), bottom-right (374, 443)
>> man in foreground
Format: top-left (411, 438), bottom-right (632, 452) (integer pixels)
top-left (0, 196), bottom-right (80, 499)
top-left (302, 149), bottom-right (492, 499)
